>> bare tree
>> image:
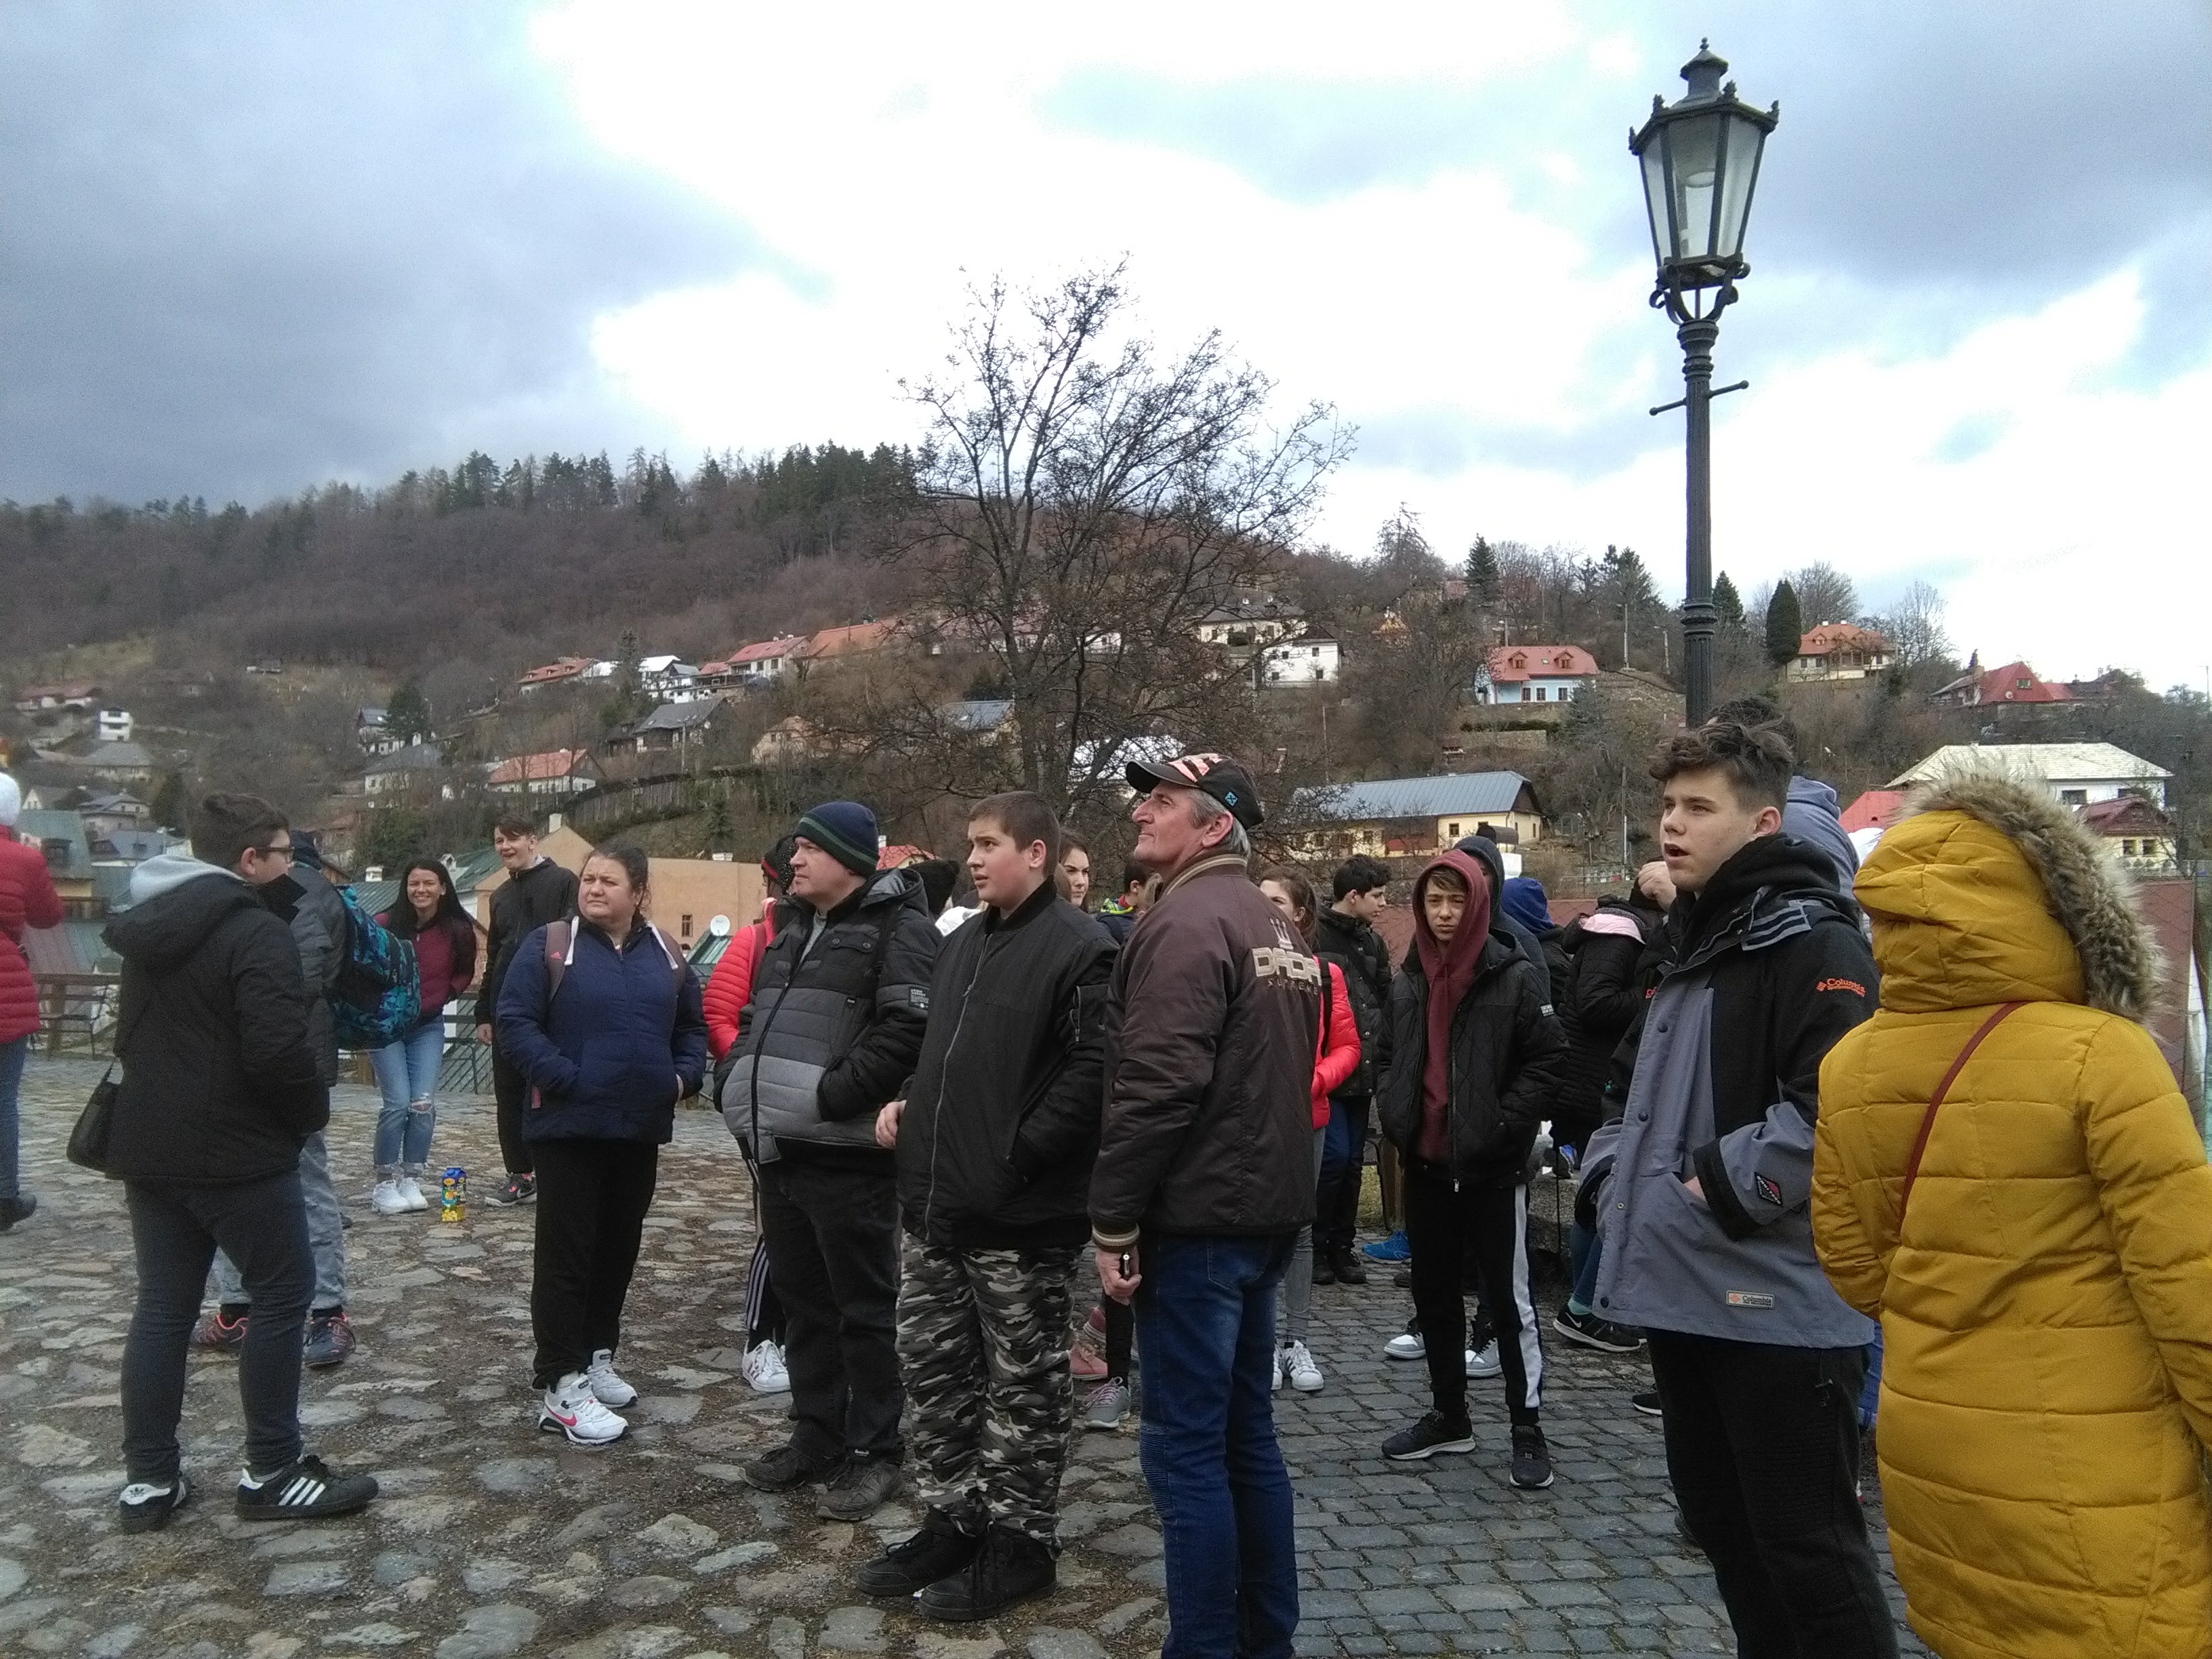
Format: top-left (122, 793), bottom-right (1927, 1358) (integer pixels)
top-left (1786, 561), bottom-right (1860, 628)
top-left (1875, 579), bottom-right (1953, 668)
top-left (882, 265), bottom-right (1353, 819)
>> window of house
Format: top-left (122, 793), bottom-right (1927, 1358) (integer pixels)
top-left (2121, 840), bottom-right (2136, 856)
top-left (681, 914), bottom-right (694, 939)
top-left (2060, 790), bottom-right (2087, 806)
top-left (1534, 687), bottom-right (1547, 701)
top-left (41, 839), bottom-right (71, 872)
top-left (1448, 822), bottom-right (1461, 838)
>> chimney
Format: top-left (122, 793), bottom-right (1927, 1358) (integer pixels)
top-left (547, 813), bottom-right (564, 833)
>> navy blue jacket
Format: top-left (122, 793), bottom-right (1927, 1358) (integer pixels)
top-left (495, 918), bottom-right (708, 1145)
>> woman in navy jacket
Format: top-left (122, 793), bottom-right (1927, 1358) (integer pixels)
top-left (497, 842), bottom-right (707, 1446)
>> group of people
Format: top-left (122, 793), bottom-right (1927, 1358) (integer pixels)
top-left (6, 674), bottom-right (2209, 1658)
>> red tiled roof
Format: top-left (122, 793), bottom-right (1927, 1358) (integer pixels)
top-left (731, 636), bottom-right (806, 665)
top-left (1841, 791), bottom-right (1906, 834)
top-left (517, 657), bottom-right (590, 686)
top-left (1797, 623), bottom-right (1889, 656)
top-left (1976, 661), bottom-right (2074, 703)
top-left (876, 843), bottom-right (932, 869)
top-left (2078, 796), bottom-right (2171, 833)
top-left (803, 621), bottom-right (897, 659)
top-left (487, 747), bottom-right (590, 785)
top-left (1486, 646), bottom-right (1599, 682)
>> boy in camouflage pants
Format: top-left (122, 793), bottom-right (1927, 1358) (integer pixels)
top-left (864, 792), bottom-right (1118, 1620)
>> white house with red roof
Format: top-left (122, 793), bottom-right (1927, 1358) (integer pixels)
top-left (1788, 623), bottom-right (1891, 683)
top-left (1473, 645), bottom-right (1598, 705)
top-left (1929, 654), bottom-right (2075, 707)
top-left (485, 747), bottom-right (602, 796)
top-left (515, 656), bottom-right (594, 693)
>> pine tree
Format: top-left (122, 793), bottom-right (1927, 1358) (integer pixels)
top-left (386, 679), bottom-right (433, 744)
top-left (703, 787), bottom-right (734, 851)
top-left (149, 771), bottom-right (185, 830)
top-left (1714, 572), bottom-right (1746, 635)
top-left (1465, 535), bottom-right (1501, 611)
top-left (1764, 580), bottom-right (1803, 668)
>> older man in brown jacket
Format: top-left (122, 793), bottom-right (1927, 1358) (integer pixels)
top-left (1092, 752), bottom-right (1317, 1659)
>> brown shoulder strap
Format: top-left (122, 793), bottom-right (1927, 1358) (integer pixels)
top-left (1897, 1002), bottom-right (2024, 1225)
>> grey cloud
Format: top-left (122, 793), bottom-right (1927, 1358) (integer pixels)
top-left (0, 2), bottom-right (758, 505)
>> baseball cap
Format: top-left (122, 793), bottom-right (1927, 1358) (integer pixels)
top-left (1124, 751), bottom-right (1264, 830)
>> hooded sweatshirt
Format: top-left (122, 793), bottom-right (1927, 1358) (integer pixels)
top-left (1412, 849), bottom-right (1494, 1164)
top-left (102, 851), bottom-right (325, 1184)
top-left (1785, 775), bottom-right (1859, 895)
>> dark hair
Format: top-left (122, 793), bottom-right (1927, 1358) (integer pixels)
top-left (492, 814), bottom-right (539, 839)
top-left (1060, 832), bottom-right (1089, 862)
top-left (585, 840), bottom-right (650, 892)
top-left (1708, 695), bottom-right (1800, 766)
top-left (969, 791), bottom-right (1061, 868)
top-left (194, 792), bottom-right (287, 873)
top-left (1423, 863), bottom-right (1471, 895)
top-left (1259, 865), bottom-right (1318, 944)
top-left (1120, 861), bottom-right (1150, 892)
top-left (385, 858), bottom-right (470, 939)
top-left (1650, 720), bottom-right (1794, 811)
top-left (1330, 855), bottom-right (1391, 901)
top-left (914, 857), bottom-right (962, 916)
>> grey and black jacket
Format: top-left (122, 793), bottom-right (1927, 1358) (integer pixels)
top-left (897, 880), bottom-right (1116, 1251)
top-left (720, 867), bottom-right (939, 1166)
top-left (1580, 834), bottom-right (1878, 1347)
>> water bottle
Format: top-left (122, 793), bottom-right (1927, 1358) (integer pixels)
top-left (440, 1166), bottom-right (466, 1223)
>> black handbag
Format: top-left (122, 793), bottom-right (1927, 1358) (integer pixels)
top-left (67, 989), bottom-right (149, 1172)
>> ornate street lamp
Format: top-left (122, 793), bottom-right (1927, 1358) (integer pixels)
top-left (1633, 41), bottom-right (1777, 726)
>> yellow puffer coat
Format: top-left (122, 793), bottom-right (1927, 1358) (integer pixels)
top-left (1814, 769), bottom-right (2212, 1658)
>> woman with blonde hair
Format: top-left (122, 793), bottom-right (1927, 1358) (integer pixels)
top-left (1814, 769), bottom-right (2212, 1658)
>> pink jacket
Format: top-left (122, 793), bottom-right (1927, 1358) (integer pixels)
top-left (1311, 959), bottom-right (1361, 1127)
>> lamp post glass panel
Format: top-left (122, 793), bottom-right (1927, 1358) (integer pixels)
top-left (1633, 41), bottom-right (1778, 726)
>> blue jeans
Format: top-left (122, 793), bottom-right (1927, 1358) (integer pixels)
top-left (369, 1021), bottom-right (444, 1175)
top-left (1134, 1231), bottom-right (1300, 1659)
top-left (0, 1034), bottom-right (26, 1201)
top-left (1569, 1219), bottom-right (1603, 1313)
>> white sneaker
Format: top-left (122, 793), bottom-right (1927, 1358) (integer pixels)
top-left (538, 1373), bottom-right (627, 1446)
top-left (1282, 1340), bottom-right (1324, 1393)
top-left (742, 1340), bottom-right (790, 1395)
top-left (586, 1348), bottom-right (637, 1408)
top-left (1385, 1330), bottom-right (1427, 1361)
top-left (370, 1180), bottom-right (409, 1216)
top-left (1465, 1340), bottom-right (1501, 1379)
top-left (397, 1176), bottom-right (429, 1212)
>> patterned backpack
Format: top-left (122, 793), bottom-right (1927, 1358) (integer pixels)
top-left (330, 885), bottom-right (422, 1047)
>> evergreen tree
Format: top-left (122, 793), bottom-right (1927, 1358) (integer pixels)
top-left (1765, 579), bottom-right (1804, 668)
top-left (1714, 571), bottom-right (1746, 635)
top-left (148, 771), bottom-right (185, 830)
top-left (1466, 535), bottom-right (1501, 611)
top-left (703, 787), bottom-right (734, 851)
top-left (386, 679), bottom-right (433, 744)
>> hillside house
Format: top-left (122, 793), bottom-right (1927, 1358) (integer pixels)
top-left (1195, 596), bottom-right (1302, 653)
top-left (354, 707), bottom-right (400, 754)
top-left (1840, 791), bottom-right (1905, 835)
top-left (800, 621), bottom-right (898, 671)
top-left (752, 716), bottom-right (821, 765)
top-left (636, 655), bottom-right (700, 700)
top-left (12, 681), bottom-right (101, 714)
top-left (619, 697), bottom-right (727, 754)
top-left (1473, 646), bottom-right (1598, 705)
top-left (363, 744), bottom-right (450, 798)
top-left (1929, 656), bottom-right (2074, 707)
top-left (1789, 623), bottom-right (1891, 684)
top-left (1261, 637), bottom-right (1342, 686)
top-left (2078, 796), bottom-right (2180, 872)
top-left (1288, 771), bottom-right (1544, 859)
top-left (701, 636), bottom-right (807, 690)
top-left (486, 748), bottom-right (602, 797)
top-left (95, 708), bottom-right (133, 743)
top-left (77, 790), bottom-right (149, 840)
top-left (940, 699), bottom-right (1014, 744)
top-left (141, 668), bottom-right (213, 699)
top-left (12, 810), bottom-right (100, 918)
top-left (516, 657), bottom-right (594, 693)
top-left (1891, 743), bottom-right (2172, 809)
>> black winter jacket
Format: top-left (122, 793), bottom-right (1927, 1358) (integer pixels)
top-left (720, 868), bottom-right (939, 1167)
top-left (103, 855), bottom-right (326, 1185)
top-left (1377, 922), bottom-right (1570, 1188)
top-left (1552, 897), bottom-right (1659, 1146)
top-left (289, 863), bottom-right (348, 1087)
top-left (897, 881), bottom-right (1117, 1250)
top-left (1313, 907), bottom-right (1391, 1099)
top-left (475, 858), bottom-right (579, 1026)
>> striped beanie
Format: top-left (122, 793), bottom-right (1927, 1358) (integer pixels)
top-left (795, 800), bottom-right (880, 878)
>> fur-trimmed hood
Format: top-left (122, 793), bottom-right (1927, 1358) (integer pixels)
top-left (1853, 764), bottom-right (2163, 1020)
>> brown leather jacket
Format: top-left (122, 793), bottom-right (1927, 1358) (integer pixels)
top-left (1090, 853), bottom-right (1319, 1246)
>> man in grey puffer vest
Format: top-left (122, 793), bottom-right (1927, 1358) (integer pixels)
top-left (195, 832), bottom-right (356, 1368)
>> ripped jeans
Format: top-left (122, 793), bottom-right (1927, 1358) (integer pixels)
top-left (369, 1021), bottom-right (445, 1177)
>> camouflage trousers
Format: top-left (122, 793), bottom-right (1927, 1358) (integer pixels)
top-left (897, 1237), bottom-right (1080, 1545)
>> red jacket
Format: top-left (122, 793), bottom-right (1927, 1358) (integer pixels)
top-left (703, 905), bottom-right (780, 1060)
top-left (1311, 960), bottom-right (1360, 1127)
top-left (0, 827), bottom-right (66, 1044)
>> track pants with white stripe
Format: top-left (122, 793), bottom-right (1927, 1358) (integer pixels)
top-left (1405, 1166), bottom-right (1542, 1427)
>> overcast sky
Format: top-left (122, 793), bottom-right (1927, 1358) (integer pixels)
top-left (6, 1), bottom-right (2209, 686)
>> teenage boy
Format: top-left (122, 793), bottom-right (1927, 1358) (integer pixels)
top-left (1377, 844), bottom-right (1567, 1488)
top-left (862, 792), bottom-right (1116, 1619)
top-left (104, 794), bottom-right (378, 1531)
top-left (1312, 855), bottom-right (1392, 1284)
top-left (720, 800), bottom-right (939, 1520)
top-left (1580, 722), bottom-right (1894, 1656)
top-left (476, 817), bottom-right (579, 1206)
top-left (1094, 863), bottom-right (1148, 943)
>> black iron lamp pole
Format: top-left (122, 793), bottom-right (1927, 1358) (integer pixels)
top-left (1633, 42), bottom-right (1778, 727)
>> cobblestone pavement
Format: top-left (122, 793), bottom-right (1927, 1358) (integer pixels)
top-left (1, 1057), bottom-right (1928, 1657)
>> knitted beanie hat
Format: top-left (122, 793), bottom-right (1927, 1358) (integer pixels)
top-left (795, 800), bottom-right (880, 878)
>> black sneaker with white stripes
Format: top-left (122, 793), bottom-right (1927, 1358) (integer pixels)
top-left (234, 1453), bottom-right (377, 1521)
top-left (118, 1473), bottom-right (191, 1534)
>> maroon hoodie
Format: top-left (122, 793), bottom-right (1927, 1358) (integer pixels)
top-left (1410, 848), bottom-right (1493, 1164)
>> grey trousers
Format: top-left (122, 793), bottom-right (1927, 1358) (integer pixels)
top-left (1279, 1126), bottom-right (1328, 1344)
top-left (209, 1131), bottom-right (347, 1312)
